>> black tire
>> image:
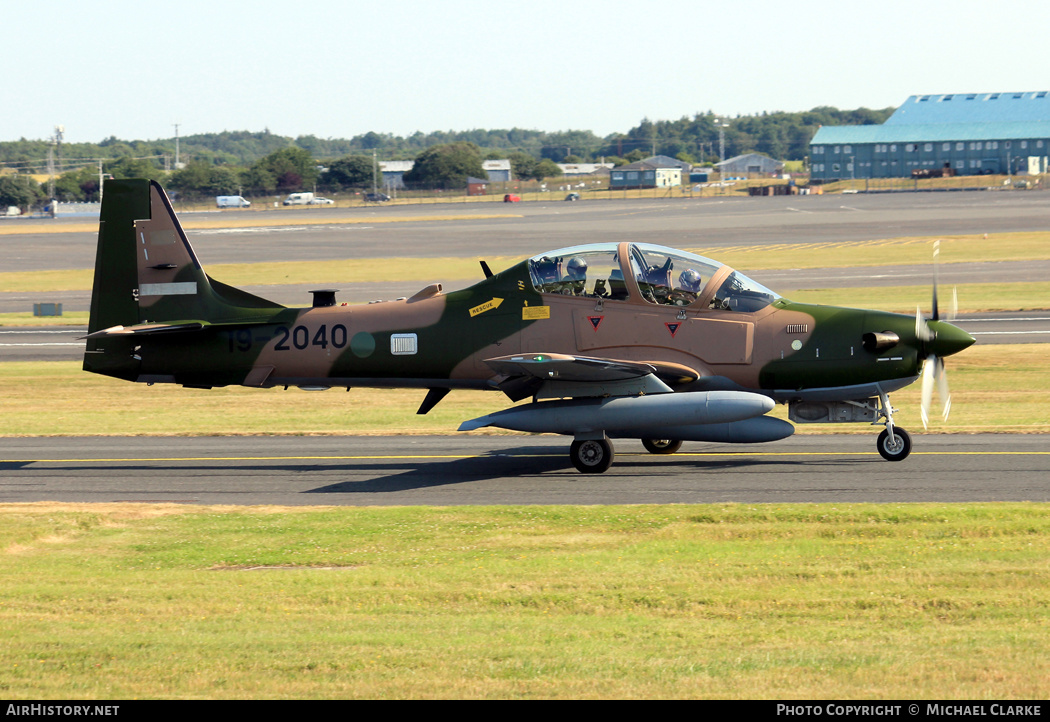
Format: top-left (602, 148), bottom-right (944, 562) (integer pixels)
top-left (570, 439), bottom-right (614, 473)
top-left (877, 427), bottom-right (912, 461)
top-left (641, 438), bottom-right (683, 455)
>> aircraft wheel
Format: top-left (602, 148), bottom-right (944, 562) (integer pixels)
top-left (570, 439), bottom-right (614, 473)
top-left (877, 427), bottom-right (912, 461)
top-left (641, 438), bottom-right (683, 455)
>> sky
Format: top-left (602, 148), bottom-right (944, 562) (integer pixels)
top-left (6, 0), bottom-right (1050, 144)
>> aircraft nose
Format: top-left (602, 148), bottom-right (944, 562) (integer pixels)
top-left (927, 320), bottom-right (976, 357)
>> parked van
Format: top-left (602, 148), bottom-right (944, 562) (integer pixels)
top-left (283, 192), bottom-right (314, 205)
top-left (216, 196), bottom-right (251, 208)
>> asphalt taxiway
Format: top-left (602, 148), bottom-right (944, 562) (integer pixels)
top-left (1, 435), bottom-right (1047, 506)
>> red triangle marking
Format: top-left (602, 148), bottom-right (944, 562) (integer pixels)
top-left (665, 322), bottom-right (681, 338)
top-left (588, 316), bottom-right (604, 331)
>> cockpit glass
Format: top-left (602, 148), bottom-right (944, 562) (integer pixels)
top-left (528, 244), bottom-right (628, 300)
top-left (629, 244), bottom-right (723, 306)
top-left (527, 243), bottom-right (778, 312)
top-left (709, 271), bottom-right (780, 312)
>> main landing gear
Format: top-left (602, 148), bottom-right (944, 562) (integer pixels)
top-left (570, 437), bottom-right (684, 473)
top-left (570, 438), bottom-right (614, 473)
top-left (641, 438), bottom-right (683, 455)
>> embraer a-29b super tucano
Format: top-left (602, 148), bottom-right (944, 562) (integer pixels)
top-left (83, 180), bottom-right (975, 473)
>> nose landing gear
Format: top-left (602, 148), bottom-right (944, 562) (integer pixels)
top-left (874, 387), bottom-right (911, 461)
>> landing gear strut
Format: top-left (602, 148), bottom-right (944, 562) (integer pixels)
top-left (874, 387), bottom-right (911, 461)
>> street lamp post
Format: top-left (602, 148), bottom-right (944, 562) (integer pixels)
top-left (715, 119), bottom-right (727, 179)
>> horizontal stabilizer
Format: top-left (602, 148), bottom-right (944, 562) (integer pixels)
top-left (81, 322), bottom-right (204, 339)
top-left (81, 317), bottom-right (274, 339)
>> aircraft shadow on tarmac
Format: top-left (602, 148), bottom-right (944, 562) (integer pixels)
top-left (1, 446), bottom-right (870, 497)
top-left (302, 447), bottom-right (866, 494)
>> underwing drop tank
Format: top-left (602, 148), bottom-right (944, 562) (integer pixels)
top-left (459, 390), bottom-right (776, 435)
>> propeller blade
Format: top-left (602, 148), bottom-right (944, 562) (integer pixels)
top-left (916, 306), bottom-right (934, 342)
top-left (920, 355), bottom-right (936, 431)
top-left (936, 357), bottom-right (951, 422)
top-left (917, 243), bottom-right (957, 427)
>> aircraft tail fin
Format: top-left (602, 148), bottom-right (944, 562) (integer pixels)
top-left (87, 178), bottom-right (281, 334)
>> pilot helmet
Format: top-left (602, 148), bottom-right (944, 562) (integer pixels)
top-left (679, 268), bottom-right (702, 292)
top-left (566, 256), bottom-right (588, 281)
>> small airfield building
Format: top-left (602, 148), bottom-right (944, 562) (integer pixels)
top-left (609, 156), bottom-right (684, 189)
top-left (810, 91), bottom-right (1050, 180)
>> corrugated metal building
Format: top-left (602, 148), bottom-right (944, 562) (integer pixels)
top-left (379, 160), bottom-right (414, 189)
top-left (380, 159), bottom-right (513, 187)
top-left (810, 91), bottom-right (1050, 180)
top-left (482, 159), bottom-right (512, 182)
top-left (715, 153), bottom-right (783, 176)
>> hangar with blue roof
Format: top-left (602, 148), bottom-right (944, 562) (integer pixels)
top-left (810, 91), bottom-right (1050, 180)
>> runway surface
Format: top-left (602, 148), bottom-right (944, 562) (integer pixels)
top-left (1, 434), bottom-right (1047, 505)
top-left (3, 191), bottom-right (1049, 315)
top-left (6, 190), bottom-right (1050, 272)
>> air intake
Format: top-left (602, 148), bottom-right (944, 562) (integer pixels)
top-left (862, 331), bottom-right (899, 353)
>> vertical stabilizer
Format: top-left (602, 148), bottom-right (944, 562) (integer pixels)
top-left (84, 179), bottom-right (282, 379)
top-left (87, 179), bottom-right (282, 333)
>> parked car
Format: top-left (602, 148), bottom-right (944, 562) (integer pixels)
top-left (308, 197), bottom-right (335, 205)
top-left (564, 193), bottom-right (580, 201)
top-left (503, 194), bottom-right (521, 202)
top-left (364, 193), bottom-right (391, 202)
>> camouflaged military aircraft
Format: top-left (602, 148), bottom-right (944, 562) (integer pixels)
top-left (84, 179), bottom-right (975, 473)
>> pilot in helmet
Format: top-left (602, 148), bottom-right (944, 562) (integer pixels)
top-left (566, 256), bottom-right (588, 281)
top-left (678, 268), bottom-right (702, 293)
top-left (561, 256), bottom-right (588, 294)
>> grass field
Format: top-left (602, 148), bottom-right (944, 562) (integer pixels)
top-left (2, 502), bottom-right (1048, 699)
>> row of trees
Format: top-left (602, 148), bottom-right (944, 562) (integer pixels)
top-left (0, 141), bottom-right (571, 205)
top-left (0, 106), bottom-right (894, 205)
top-left (0, 106), bottom-right (892, 168)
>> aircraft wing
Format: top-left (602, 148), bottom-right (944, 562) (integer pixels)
top-left (485, 353), bottom-right (657, 381)
top-left (483, 352), bottom-right (674, 401)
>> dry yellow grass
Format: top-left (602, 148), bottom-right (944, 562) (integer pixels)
top-left (0, 343), bottom-right (1045, 436)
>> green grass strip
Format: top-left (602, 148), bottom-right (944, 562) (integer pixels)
top-left (1, 502), bottom-right (1047, 698)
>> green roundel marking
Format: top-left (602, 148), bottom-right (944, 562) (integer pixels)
top-left (350, 332), bottom-right (376, 358)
